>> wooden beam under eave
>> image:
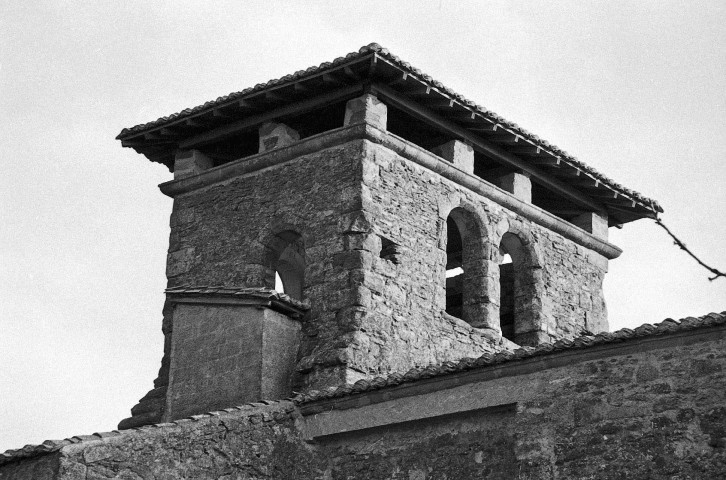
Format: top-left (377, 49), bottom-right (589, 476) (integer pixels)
top-left (509, 145), bottom-right (542, 156)
top-left (179, 84), bottom-right (364, 149)
top-left (264, 90), bottom-right (286, 103)
top-left (121, 139), bottom-right (176, 148)
top-left (321, 73), bottom-right (345, 86)
top-left (212, 109), bottom-right (231, 119)
top-left (607, 203), bottom-right (657, 220)
top-left (466, 123), bottom-right (501, 134)
top-left (159, 128), bottom-right (180, 137)
top-left (571, 176), bottom-right (600, 189)
top-left (389, 72), bottom-right (408, 86)
top-left (293, 82), bottom-right (311, 94)
top-left (408, 84), bottom-right (432, 96)
top-left (498, 134), bottom-right (524, 146)
top-left (370, 82), bottom-right (606, 214)
top-left (143, 132), bottom-right (163, 141)
top-left (528, 156), bottom-right (562, 168)
top-left (343, 66), bottom-right (361, 80)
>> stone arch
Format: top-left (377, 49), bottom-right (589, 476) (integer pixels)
top-left (263, 227), bottom-right (306, 300)
top-left (442, 205), bottom-right (491, 328)
top-left (493, 219), bottom-right (546, 346)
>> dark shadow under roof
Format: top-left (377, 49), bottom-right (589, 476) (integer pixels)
top-left (117, 43), bottom-right (662, 224)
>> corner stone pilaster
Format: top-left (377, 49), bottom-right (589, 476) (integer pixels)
top-left (493, 172), bottom-right (532, 203)
top-left (174, 149), bottom-right (213, 180)
top-left (344, 94), bottom-right (387, 130)
top-left (432, 140), bottom-right (474, 175)
top-left (259, 122), bottom-right (300, 152)
top-left (572, 211), bottom-right (609, 241)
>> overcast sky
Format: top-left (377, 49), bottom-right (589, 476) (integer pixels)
top-left (1, 1), bottom-right (724, 452)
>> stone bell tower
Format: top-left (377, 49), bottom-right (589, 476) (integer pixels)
top-left (116, 44), bottom-right (661, 429)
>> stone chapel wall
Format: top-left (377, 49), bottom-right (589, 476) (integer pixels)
top-left (4, 320), bottom-right (724, 480)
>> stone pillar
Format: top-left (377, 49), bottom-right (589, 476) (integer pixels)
top-left (344, 94), bottom-right (387, 130)
top-left (432, 140), bottom-right (474, 175)
top-left (494, 172), bottom-right (532, 204)
top-left (162, 290), bottom-right (306, 421)
top-left (572, 212), bottom-right (609, 241)
top-left (174, 149), bottom-right (213, 180)
top-left (259, 122), bottom-right (300, 153)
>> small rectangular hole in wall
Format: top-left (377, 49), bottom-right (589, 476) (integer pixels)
top-left (380, 237), bottom-right (401, 264)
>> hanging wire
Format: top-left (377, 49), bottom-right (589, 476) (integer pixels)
top-left (651, 209), bottom-right (725, 282)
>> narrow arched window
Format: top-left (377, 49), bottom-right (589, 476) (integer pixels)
top-left (445, 216), bottom-right (464, 318)
top-left (443, 208), bottom-right (489, 328)
top-left (499, 232), bottom-right (524, 343)
top-left (267, 230), bottom-right (305, 300)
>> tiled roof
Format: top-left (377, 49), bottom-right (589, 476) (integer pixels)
top-left (293, 311), bottom-right (726, 404)
top-left (164, 285), bottom-right (310, 311)
top-left (3, 311), bottom-right (723, 466)
top-left (115, 48), bottom-right (372, 138)
top-left (116, 43), bottom-right (661, 214)
top-left (0, 400), bottom-right (293, 467)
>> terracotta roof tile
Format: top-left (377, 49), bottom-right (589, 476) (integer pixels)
top-left (0, 399), bottom-right (293, 466)
top-left (4, 311), bottom-right (722, 466)
top-left (117, 43), bottom-right (660, 213)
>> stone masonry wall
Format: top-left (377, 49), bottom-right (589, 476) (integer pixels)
top-left (0, 402), bottom-right (319, 480)
top-left (316, 405), bottom-right (517, 479)
top-left (164, 140), bottom-right (369, 392)
top-left (4, 322), bottom-right (724, 479)
top-left (160, 135), bottom-right (523, 394)
top-left (343, 139), bottom-right (607, 378)
top-left (515, 332), bottom-right (726, 478)
top-left (304, 322), bottom-right (726, 479)
top-left (125, 127), bottom-right (612, 426)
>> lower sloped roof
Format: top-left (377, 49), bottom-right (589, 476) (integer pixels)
top-left (2, 310), bottom-right (723, 466)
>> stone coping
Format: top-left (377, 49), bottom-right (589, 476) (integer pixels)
top-left (165, 286), bottom-right (310, 318)
top-left (3, 310), bottom-right (723, 466)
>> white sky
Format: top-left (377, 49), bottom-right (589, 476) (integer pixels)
top-left (1, 1), bottom-right (724, 452)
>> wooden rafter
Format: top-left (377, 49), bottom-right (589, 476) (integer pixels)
top-left (371, 83), bottom-right (606, 214)
top-left (178, 84), bottom-right (364, 149)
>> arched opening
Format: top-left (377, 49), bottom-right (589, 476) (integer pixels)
top-left (498, 232), bottom-right (525, 343)
top-left (443, 208), bottom-right (489, 327)
top-left (267, 230), bottom-right (305, 300)
top-left (445, 217), bottom-right (464, 318)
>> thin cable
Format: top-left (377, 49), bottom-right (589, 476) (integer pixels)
top-left (653, 217), bottom-right (725, 282)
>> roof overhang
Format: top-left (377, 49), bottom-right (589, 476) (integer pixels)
top-left (117, 44), bottom-right (662, 225)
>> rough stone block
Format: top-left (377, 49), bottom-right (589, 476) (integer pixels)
top-left (493, 172), bottom-right (532, 203)
top-left (259, 122), bottom-right (300, 152)
top-left (166, 247), bottom-right (196, 278)
top-left (432, 140), bottom-right (474, 175)
top-left (174, 149), bottom-right (213, 180)
top-left (165, 301), bottom-right (301, 421)
top-left (344, 94), bottom-right (387, 130)
top-left (572, 211), bottom-right (609, 241)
